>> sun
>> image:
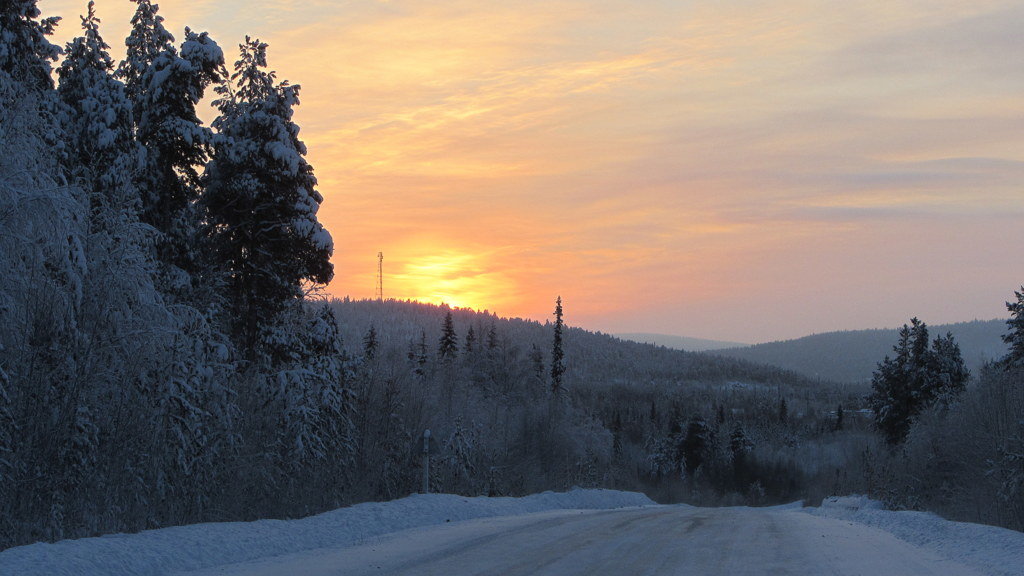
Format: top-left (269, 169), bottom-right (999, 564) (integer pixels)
top-left (388, 247), bottom-right (512, 312)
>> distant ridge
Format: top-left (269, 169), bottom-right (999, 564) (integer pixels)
top-left (616, 333), bottom-right (748, 352)
top-left (710, 319), bottom-right (1007, 384)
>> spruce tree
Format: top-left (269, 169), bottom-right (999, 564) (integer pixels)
top-left (134, 25), bottom-right (223, 292)
top-left (0, 0), bottom-right (62, 90)
top-left (868, 318), bottom-right (969, 444)
top-left (550, 296), bottom-right (565, 395)
top-left (1002, 287), bottom-right (1024, 369)
top-left (363, 325), bottom-right (378, 362)
top-left (57, 1), bottom-right (139, 225)
top-left (203, 38), bottom-right (333, 356)
top-left (682, 416), bottom-right (708, 476)
top-left (117, 0), bottom-right (174, 122)
top-left (438, 311), bottom-right (458, 362)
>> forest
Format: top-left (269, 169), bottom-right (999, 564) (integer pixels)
top-left (1, 0), bottom-right (1022, 552)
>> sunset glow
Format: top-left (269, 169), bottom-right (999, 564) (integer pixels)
top-left (44, 0), bottom-right (1024, 342)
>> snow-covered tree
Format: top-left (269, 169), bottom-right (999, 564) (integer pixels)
top-left (868, 318), bottom-right (969, 444)
top-left (363, 325), bottom-right (379, 362)
top-left (202, 37), bottom-right (332, 356)
top-left (0, 0), bottom-right (62, 90)
top-left (0, 0), bottom-right (92, 541)
top-left (550, 296), bottom-right (565, 395)
top-left (1002, 287), bottom-right (1024, 370)
top-left (57, 1), bottom-right (139, 226)
top-left (438, 311), bottom-right (458, 362)
top-left (135, 26), bottom-right (222, 292)
top-left (116, 0), bottom-right (174, 122)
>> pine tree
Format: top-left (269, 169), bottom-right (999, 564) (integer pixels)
top-left (203, 38), bottom-right (332, 356)
top-left (1002, 287), bottom-right (1024, 369)
top-left (438, 311), bottom-right (458, 362)
top-left (550, 296), bottom-right (565, 395)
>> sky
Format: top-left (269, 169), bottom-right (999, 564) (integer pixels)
top-left (43, 0), bottom-right (1024, 343)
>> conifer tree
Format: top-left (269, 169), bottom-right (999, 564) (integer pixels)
top-left (57, 1), bottom-right (138, 225)
top-left (117, 0), bottom-right (174, 121)
top-left (363, 325), bottom-right (378, 362)
top-left (868, 318), bottom-right (969, 444)
top-left (203, 38), bottom-right (332, 355)
top-left (486, 320), bottom-right (498, 351)
top-left (1002, 287), bottom-right (1024, 370)
top-left (134, 25), bottom-right (223, 292)
top-left (550, 296), bottom-right (565, 395)
top-left (0, 0), bottom-right (62, 90)
top-left (464, 325), bottom-right (476, 354)
top-left (682, 416), bottom-right (709, 476)
top-left (438, 311), bottom-right (458, 362)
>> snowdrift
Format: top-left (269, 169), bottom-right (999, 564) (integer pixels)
top-left (0, 489), bottom-right (654, 576)
top-left (808, 495), bottom-right (1024, 576)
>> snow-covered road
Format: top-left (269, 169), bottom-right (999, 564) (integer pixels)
top-left (182, 505), bottom-right (985, 576)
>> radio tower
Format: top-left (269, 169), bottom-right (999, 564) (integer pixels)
top-left (375, 252), bottom-right (383, 301)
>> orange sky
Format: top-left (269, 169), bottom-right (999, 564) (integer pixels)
top-left (44, 0), bottom-right (1024, 343)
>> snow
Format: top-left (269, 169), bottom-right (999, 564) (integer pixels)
top-left (3, 490), bottom-right (1022, 576)
top-left (0, 488), bottom-right (653, 576)
top-left (807, 495), bottom-right (1024, 576)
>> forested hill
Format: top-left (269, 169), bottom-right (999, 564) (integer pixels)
top-left (710, 319), bottom-right (1007, 383)
top-left (330, 299), bottom-right (817, 390)
top-left (615, 333), bottom-right (748, 352)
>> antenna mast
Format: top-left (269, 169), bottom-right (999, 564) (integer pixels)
top-left (375, 252), bottom-right (383, 301)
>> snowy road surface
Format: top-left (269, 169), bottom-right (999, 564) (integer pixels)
top-left (181, 505), bottom-right (985, 576)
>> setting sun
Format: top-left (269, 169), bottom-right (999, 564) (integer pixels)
top-left (382, 245), bottom-right (517, 313)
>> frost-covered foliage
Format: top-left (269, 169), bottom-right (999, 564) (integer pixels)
top-left (135, 24), bottom-right (222, 291)
top-left (1002, 287), bottom-right (1024, 370)
top-left (116, 0), bottom-right (174, 118)
top-left (331, 298), bottom-right (840, 505)
top-left (203, 38), bottom-right (333, 355)
top-left (0, 1), bottom-right (345, 549)
top-left (867, 318), bottom-right (969, 444)
top-left (0, 0), bottom-right (61, 90)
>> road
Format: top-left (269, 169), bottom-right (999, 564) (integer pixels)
top-left (181, 505), bottom-right (985, 576)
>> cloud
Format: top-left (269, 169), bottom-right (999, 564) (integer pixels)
top-left (40, 0), bottom-right (1024, 341)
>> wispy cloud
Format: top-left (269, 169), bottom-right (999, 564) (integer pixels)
top-left (41, 0), bottom-right (1024, 341)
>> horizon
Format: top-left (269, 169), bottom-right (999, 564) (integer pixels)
top-left (333, 295), bottom-right (1007, 346)
top-left (43, 0), bottom-right (1024, 343)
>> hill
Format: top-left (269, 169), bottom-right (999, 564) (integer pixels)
top-left (330, 299), bottom-right (817, 390)
top-left (709, 319), bottom-right (1007, 383)
top-left (615, 333), bottom-right (748, 352)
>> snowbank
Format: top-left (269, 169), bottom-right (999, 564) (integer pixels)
top-left (807, 495), bottom-right (1024, 576)
top-left (0, 489), bottom-right (654, 576)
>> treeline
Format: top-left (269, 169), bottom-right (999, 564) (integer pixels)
top-left (855, 298), bottom-right (1024, 531)
top-left (331, 298), bottom-right (862, 506)
top-left (0, 1), bottom-right (345, 548)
